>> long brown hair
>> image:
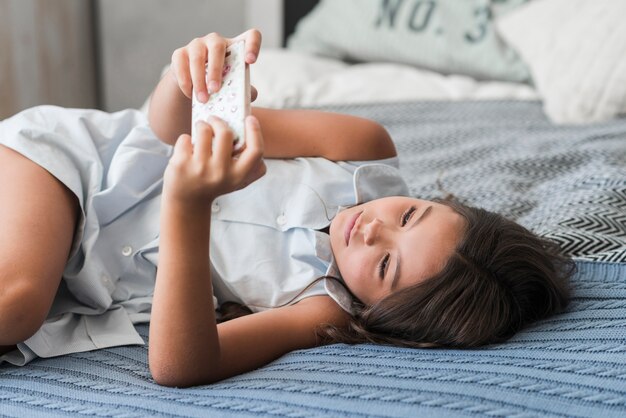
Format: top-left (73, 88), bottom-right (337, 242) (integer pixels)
top-left (316, 199), bottom-right (575, 348)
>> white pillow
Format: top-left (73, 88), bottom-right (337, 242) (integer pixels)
top-left (496, 0), bottom-right (626, 124)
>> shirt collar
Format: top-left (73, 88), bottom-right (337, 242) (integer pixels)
top-left (314, 207), bottom-right (357, 315)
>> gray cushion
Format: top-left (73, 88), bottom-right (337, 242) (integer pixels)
top-left (287, 0), bottom-right (531, 82)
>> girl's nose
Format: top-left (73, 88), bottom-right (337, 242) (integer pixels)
top-left (364, 218), bottom-right (382, 245)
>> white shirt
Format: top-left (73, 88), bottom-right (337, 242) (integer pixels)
top-left (0, 106), bottom-right (409, 366)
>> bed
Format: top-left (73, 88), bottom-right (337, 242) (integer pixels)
top-left (2, 1), bottom-right (626, 417)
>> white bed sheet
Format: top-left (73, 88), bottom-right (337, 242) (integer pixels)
top-left (250, 48), bottom-right (539, 108)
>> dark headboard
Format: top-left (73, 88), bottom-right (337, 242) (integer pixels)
top-left (283, 0), bottom-right (320, 46)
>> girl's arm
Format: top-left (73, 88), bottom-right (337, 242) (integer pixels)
top-left (251, 107), bottom-right (397, 161)
top-left (151, 293), bottom-right (348, 387)
top-left (148, 30), bottom-right (396, 162)
top-left (149, 117), bottom-right (348, 387)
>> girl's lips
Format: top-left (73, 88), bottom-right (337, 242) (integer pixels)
top-left (345, 211), bottom-right (363, 246)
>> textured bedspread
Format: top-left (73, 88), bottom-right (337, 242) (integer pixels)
top-left (1, 101), bottom-right (625, 417)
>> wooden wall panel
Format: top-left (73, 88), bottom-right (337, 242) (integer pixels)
top-left (96, 0), bottom-right (246, 112)
top-left (0, 0), bottom-right (283, 118)
top-left (0, 0), bottom-right (97, 120)
top-left (0, 1), bottom-right (17, 119)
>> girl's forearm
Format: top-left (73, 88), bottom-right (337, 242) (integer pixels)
top-left (149, 200), bottom-right (220, 387)
top-left (148, 69), bottom-right (192, 146)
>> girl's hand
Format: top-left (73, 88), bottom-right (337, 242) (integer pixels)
top-left (170, 29), bottom-right (261, 104)
top-left (163, 115), bottom-right (266, 207)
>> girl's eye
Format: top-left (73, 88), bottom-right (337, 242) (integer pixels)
top-left (401, 206), bottom-right (416, 226)
top-left (378, 253), bottom-right (390, 279)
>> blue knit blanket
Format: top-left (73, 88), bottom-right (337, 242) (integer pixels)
top-left (1, 101), bottom-right (625, 417)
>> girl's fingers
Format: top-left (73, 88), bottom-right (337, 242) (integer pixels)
top-left (241, 28), bottom-right (262, 64)
top-left (171, 49), bottom-right (192, 99)
top-left (173, 29), bottom-right (261, 100)
top-left (188, 38), bottom-right (209, 103)
top-left (207, 117), bottom-right (235, 165)
top-left (172, 134), bottom-right (193, 162)
top-left (251, 85), bottom-right (258, 102)
top-left (191, 116), bottom-right (263, 195)
top-left (193, 121), bottom-right (214, 161)
top-left (234, 116), bottom-right (265, 180)
top-left (250, 158), bottom-right (268, 184)
top-left (204, 34), bottom-right (227, 94)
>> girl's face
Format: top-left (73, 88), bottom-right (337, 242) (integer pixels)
top-left (329, 197), bottom-right (466, 305)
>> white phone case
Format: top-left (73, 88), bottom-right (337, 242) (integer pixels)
top-left (191, 41), bottom-right (250, 151)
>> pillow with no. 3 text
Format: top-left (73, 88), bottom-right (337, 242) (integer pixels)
top-left (287, 0), bottom-right (531, 83)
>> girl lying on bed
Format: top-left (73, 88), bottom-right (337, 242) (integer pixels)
top-left (0, 29), bottom-right (574, 387)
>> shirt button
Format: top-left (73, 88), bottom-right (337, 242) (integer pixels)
top-left (211, 202), bottom-right (220, 213)
top-left (122, 245), bottom-right (133, 257)
top-left (276, 214), bottom-right (287, 226)
top-left (101, 275), bottom-right (115, 291)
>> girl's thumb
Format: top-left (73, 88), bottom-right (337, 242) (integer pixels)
top-left (173, 134), bottom-right (193, 157)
